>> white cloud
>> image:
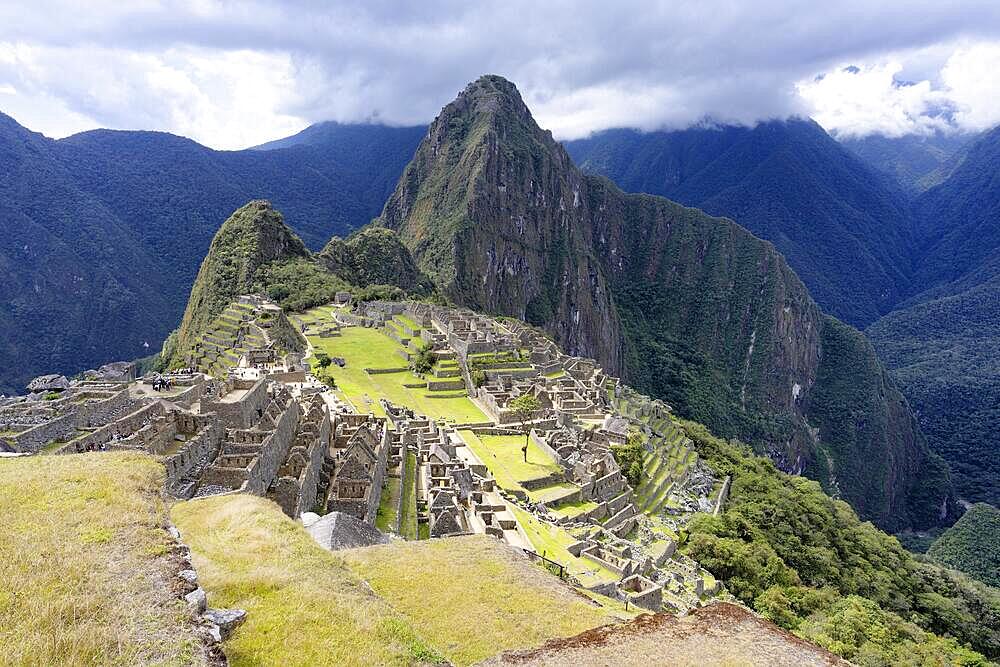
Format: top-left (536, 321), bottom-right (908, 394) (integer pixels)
top-left (0, 42), bottom-right (308, 148)
top-left (1, 1), bottom-right (1000, 145)
top-left (940, 42), bottom-right (1000, 131)
top-left (796, 42), bottom-right (1000, 138)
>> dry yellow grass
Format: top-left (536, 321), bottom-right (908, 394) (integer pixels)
top-left (339, 535), bottom-right (617, 666)
top-left (0, 452), bottom-right (208, 666)
top-left (171, 494), bottom-right (442, 666)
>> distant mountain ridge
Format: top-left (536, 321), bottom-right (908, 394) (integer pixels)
top-left (0, 112), bottom-right (423, 394)
top-left (564, 121), bottom-right (915, 328)
top-left (840, 131), bottom-right (972, 196)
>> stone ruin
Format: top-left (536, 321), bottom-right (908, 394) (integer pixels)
top-left (8, 298), bottom-right (727, 613)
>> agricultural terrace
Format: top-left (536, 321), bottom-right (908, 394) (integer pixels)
top-left (459, 430), bottom-right (579, 504)
top-left (509, 506), bottom-right (619, 588)
top-left (302, 312), bottom-right (486, 423)
top-left (0, 453), bottom-right (210, 667)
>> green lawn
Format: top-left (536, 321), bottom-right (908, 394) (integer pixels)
top-left (459, 431), bottom-right (561, 489)
top-left (375, 476), bottom-right (401, 533)
top-left (394, 314), bottom-right (421, 332)
top-left (307, 325), bottom-right (486, 423)
top-left (509, 506), bottom-right (619, 587)
top-left (550, 498), bottom-right (600, 519)
top-left (400, 451), bottom-right (419, 540)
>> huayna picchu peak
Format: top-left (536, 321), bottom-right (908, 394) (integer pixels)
top-left (378, 74), bottom-right (956, 532)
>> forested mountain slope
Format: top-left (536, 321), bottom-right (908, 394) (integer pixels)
top-left (840, 131), bottom-right (971, 196)
top-left (377, 75), bottom-right (955, 531)
top-left (564, 121), bottom-right (915, 327)
top-left (869, 126), bottom-right (1000, 505)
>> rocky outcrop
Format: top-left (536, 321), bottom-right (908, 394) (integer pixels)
top-left (377, 75), bottom-right (955, 531)
top-left (318, 227), bottom-right (435, 296)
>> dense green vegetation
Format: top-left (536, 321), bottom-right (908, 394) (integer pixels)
top-left (840, 131), bottom-right (970, 196)
top-left (678, 419), bottom-right (1000, 665)
top-left (867, 126), bottom-right (1000, 507)
top-left (318, 226), bottom-right (436, 297)
top-left (610, 433), bottom-right (644, 488)
top-left (928, 503), bottom-right (1000, 588)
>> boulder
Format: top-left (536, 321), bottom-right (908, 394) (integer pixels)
top-left (26, 374), bottom-right (70, 393)
top-left (88, 361), bottom-right (136, 382)
top-left (203, 608), bottom-right (247, 640)
top-left (184, 587), bottom-right (207, 614)
top-left (305, 511), bottom-right (389, 551)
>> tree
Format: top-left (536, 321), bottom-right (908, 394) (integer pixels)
top-left (313, 351), bottom-right (332, 370)
top-left (508, 393), bottom-right (541, 461)
top-left (411, 342), bottom-right (436, 375)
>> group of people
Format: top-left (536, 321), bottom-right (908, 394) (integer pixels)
top-left (150, 375), bottom-right (173, 392)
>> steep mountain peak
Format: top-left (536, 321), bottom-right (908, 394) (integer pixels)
top-left (166, 200), bottom-right (311, 361)
top-left (451, 74), bottom-right (534, 122)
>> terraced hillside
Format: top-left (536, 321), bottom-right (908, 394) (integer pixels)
top-left (187, 297), bottom-right (304, 376)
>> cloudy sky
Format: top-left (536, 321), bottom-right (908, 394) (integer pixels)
top-left (2, 0), bottom-right (1000, 149)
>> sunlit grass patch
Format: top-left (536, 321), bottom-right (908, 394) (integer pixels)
top-left (0, 452), bottom-right (207, 666)
top-left (339, 535), bottom-right (614, 665)
top-left (172, 494), bottom-right (442, 666)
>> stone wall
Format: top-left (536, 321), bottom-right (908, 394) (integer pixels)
top-left (204, 378), bottom-right (268, 429)
top-left (242, 399), bottom-right (300, 496)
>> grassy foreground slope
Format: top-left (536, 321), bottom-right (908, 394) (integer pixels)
top-left (173, 495), bottom-right (615, 667)
top-left (0, 453), bottom-right (209, 666)
top-left (172, 495), bottom-right (440, 666)
top-left (340, 536), bottom-right (616, 665)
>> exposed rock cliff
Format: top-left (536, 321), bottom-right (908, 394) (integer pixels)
top-left (377, 75), bottom-right (955, 530)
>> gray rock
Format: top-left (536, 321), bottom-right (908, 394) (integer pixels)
top-left (305, 511), bottom-right (389, 551)
top-left (167, 525), bottom-right (181, 540)
top-left (178, 569), bottom-right (198, 585)
top-left (203, 608), bottom-right (247, 639)
top-left (26, 374), bottom-right (70, 393)
top-left (203, 624), bottom-right (222, 644)
top-left (185, 587), bottom-right (207, 614)
top-left (300, 511), bottom-right (321, 527)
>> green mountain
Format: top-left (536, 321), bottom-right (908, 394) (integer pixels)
top-left (376, 75), bottom-right (955, 531)
top-left (165, 200), bottom-right (316, 362)
top-left (840, 131), bottom-right (971, 196)
top-left (317, 226), bottom-right (435, 296)
top-left (162, 200), bottom-right (430, 367)
top-left (927, 503), bottom-right (1000, 588)
top-left (0, 113), bottom-right (423, 394)
top-left (564, 121), bottom-right (915, 328)
top-left (868, 126), bottom-right (1000, 506)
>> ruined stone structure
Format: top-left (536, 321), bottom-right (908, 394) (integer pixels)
top-left (9, 298), bottom-right (724, 613)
